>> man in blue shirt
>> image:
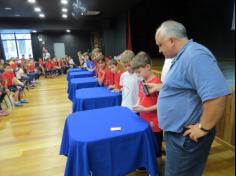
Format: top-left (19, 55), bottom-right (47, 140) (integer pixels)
top-left (152, 20), bottom-right (231, 176)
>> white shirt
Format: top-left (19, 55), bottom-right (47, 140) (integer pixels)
top-left (120, 71), bottom-right (139, 110)
top-left (15, 68), bottom-right (24, 79)
top-left (69, 58), bottom-right (75, 65)
top-left (161, 58), bottom-right (173, 83)
top-left (45, 52), bottom-right (51, 60)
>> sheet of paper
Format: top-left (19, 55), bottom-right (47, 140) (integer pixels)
top-left (110, 127), bottom-right (121, 131)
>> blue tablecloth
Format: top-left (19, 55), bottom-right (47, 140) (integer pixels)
top-left (68, 68), bottom-right (84, 73)
top-left (60, 106), bottom-right (158, 176)
top-left (68, 77), bottom-right (98, 101)
top-left (67, 68), bottom-right (85, 80)
top-left (67, 71), bottom-right (94, 81)
top-left (72, 87), bottom-right (122, 112)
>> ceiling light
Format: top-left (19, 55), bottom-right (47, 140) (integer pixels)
top-left (28, 0), bottom-right (36, 3)
top-left (86, 11), bottom-right (101, 16)
top-left (62, 8), bottom-right (68, 12)
top-left (5, 7), bottom-right (12, 10)
top-left (39, 13), bottom-right (45, 18)
top-left (66, 30), bottom-right (71, 33)
top-left (14, 14), bottom-right (21, 17)
top-left (62, 14), bottom-right (68, 18)
top-left (32, 30), bottom-right (37, 33)
top-left (61, 0), bottom-right (68, 5)
top-left (34, 7), bottom-right (41, 12)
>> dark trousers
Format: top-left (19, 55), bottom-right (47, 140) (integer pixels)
top-left (0, 91), bottom-right (6, 110)
top-left (164, 128), bottom-right (216, 176)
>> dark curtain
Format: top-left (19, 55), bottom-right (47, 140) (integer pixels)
top-left (31, 34), bottom-right (42, 61)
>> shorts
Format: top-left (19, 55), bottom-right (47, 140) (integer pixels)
top-left (8, 86), bottom-right (18, 92)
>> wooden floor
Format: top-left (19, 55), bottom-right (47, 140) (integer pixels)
top-left (0, 76), bottom-right (234, 176)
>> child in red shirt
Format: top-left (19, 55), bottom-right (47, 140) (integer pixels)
top-left (27, 61), bottom-right (35, 73)
top-left (38, 58), bottom-right (45, 75)
top-left (9, 59), bottom-right (17, 71)
top-left (96, 55), bottom-right (107, 86)
top-left (108, 59), bottom-right (123, 92)
top-left (131, 51), bottom-right (163, 171)
top-left (1, 65), bottom-right (28, 107)
top-left (104, 58), bottom-right (115, 87)
top-left (27, 59), bottom-right (40, 80)
top-left (45, 59), bottom-right (54, 77)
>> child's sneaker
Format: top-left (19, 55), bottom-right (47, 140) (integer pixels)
top-left (15, 102), bottom-right (23, 107)
top-left (20, 99), bottom-right (29, 103)
top-left (135, 167), bottom-right (147, 173)
top-left (0, 110), bottom-right (9, 117)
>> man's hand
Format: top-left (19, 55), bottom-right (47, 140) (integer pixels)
top-left (144, 83), bottom-right (163, 93)
top-left (183, 124), bottom-right (208, 142)
top-left (133, 105), bottom-right (147, 113)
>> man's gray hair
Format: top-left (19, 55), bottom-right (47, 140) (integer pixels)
top-left (156, 20), bottom-right (188, 39)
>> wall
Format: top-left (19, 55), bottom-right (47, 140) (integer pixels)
top-left (32, 31), bottom-right (91, 64)
top-left (216, 87), bottom-right (235, 147)
top-left (102, 13), bottom-right (127, 57)
top-left (130, 0), bottom-right (235, 59)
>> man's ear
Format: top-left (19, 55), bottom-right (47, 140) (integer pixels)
top-left (169, 37), bottom-right (175, 47)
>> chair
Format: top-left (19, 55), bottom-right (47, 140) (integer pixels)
top-left (3, 92), bottom-right (14, 109)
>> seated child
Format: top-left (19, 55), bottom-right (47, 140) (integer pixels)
top-left (1, 64), bottom-right (28, 107)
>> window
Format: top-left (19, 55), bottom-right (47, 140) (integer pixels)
top-left (1, 33), bottom-right (33, 60)
top-left (1, 34), bottom-right (15, 40)
top-left (2, 40), bottom-right (18, 60)
top-left (15, 34), bottom-right (31, 40)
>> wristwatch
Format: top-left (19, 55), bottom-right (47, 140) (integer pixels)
top-left (198, 123), bottom-right (211, 132)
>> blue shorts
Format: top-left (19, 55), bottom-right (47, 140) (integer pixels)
top-left (8, 86), bottom-right (18, 92)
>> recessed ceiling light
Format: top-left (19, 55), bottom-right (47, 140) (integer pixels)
top-left (39, 13), bottom-right (45, 18)
top-left (32, 30), bottom-right (37, 33)
top-left (62, 8), bottom-right (68, 12)
top-left (28, 0), bottom-right (36, 3)
top-left (5, 7), bottom-right (12, 10)
top-left (86, 11), bottom-right (101, 16)
top-left (62, 14), bottom-right (68, 18)
top-left (66, 29), bottom-right (71, 33)
top-left (34, 7), bottom-right (41, 12)
top-left (61, 0), bottom-right (68, 5)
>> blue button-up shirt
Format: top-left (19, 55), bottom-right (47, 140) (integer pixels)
top-left (157, 39), bottom-right (231, 133)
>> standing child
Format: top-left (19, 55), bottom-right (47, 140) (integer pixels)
top-left (131, 51), bottom-right (163, 173)
top-left (104, 57), bottom-right (115, 88)
top-left (96, 55), bottom-right (107, 86)
top-left (108, 59), bottom-right (123, 92)
top-left (119, 50), bottom-right (139, 110)
top-left (84, 52), bottom-right (96, 76)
